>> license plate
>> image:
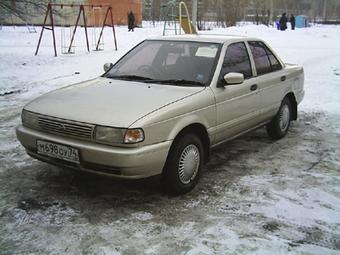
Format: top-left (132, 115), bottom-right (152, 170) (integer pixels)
top-left (37, 140), bottom-right (80, 164)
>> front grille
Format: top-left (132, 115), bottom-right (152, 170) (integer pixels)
top-left (37, 115), bottom-right (94, 140)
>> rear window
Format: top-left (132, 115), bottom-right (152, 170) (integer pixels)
top-left (266, 49), bottom-right (282, 71)
top-left (248, 41), bottom-right (282, 75)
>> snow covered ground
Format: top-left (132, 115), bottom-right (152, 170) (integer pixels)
top-left (0, 23), bottom-right (340, 254)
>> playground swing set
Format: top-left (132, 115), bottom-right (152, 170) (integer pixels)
top-left (35, 1), bottom-right (195, 56)
top-left (35, 3), bottom-right (118, 57)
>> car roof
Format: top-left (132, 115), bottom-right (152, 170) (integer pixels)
top-left (147, 34), bottom-right (260, 44)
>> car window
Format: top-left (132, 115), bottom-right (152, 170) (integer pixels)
top-left (120, 42), bottom-right (163, 69)
top-left (264, 46), bottom-right (282, 71)
top-left (248, 41), bottom-right (282, 74)
top-left (105, 40), bottom-right (221, 86)
top-left (220, 42), bottom-right (252, 79)
top-left (248, 41), bottom-right (272, 75)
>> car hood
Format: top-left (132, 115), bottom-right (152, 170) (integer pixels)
top-left (25, 77), bottom-right (205, 127)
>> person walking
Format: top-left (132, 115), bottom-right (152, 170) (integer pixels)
top-left (290, 14), bottom-right (296, 30)
top-left (279, 13), bottom-right (288, 31)
top-left (128, 11), bottom-right (135, 32)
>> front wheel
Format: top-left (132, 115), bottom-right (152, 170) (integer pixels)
top-left (162, 133), bottom-right (204, 195)
top-left (266, 97), bottom-right (292, 139)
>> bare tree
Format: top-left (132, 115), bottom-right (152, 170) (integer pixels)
top-left (0, 0), bottom-right (48, 23)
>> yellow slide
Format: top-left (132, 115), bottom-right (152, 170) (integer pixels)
top-left (180, 16), bottom-right (197, 34)
top-left (179, 1), bottom-right (197, 34)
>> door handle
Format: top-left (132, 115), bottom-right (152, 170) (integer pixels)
top-left (281, 76), bottom-right (286, 81)
top-left (250, 84), bottom-right (258, 91)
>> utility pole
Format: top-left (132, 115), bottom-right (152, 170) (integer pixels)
top-left (323, 0), bottom-right (328, 22)
top-left (269, 0), bottom-right (273, 24)
top-left (192, 0), bottom-right (197, 28)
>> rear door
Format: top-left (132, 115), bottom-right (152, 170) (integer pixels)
top-left (247, 41), bottom-right (288, 122)
top-left (212, 42), bottom-right (260, 143)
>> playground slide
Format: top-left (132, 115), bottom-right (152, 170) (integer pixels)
top-left (180, 17), bottom-right (197, 34)
top-left (163, 1), bottom-right (197, 35)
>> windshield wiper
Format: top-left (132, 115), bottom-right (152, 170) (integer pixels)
top-left (107, 75), bottom-right (153, 81)
top-left (107, 76), bottom-right (206, 87)
top-left (145, 79), bottom-right (205, 87)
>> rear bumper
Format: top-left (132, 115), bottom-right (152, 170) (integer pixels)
top-left (16, 125), bottom-right (171, 179)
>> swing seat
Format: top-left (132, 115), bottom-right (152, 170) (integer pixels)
top-left (61, 26), bottom-right (76, 54)
top-left (27, 25), bottom-right (37, 33)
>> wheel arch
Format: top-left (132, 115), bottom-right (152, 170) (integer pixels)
top-left (169, 123), bottom-right (210, 164)
top-left (285, 92), bottom-right (298, 120)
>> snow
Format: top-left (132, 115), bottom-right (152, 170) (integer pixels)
top-left (1, 23), bottom-right (340, 254)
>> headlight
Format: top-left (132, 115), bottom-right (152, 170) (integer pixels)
top-left (22, 110), bottom-right (39, 128)
top-left (95, 126), bottom-right (144, 144)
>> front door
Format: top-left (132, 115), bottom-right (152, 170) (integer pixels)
top-left (212, 42), bottom-right (260, 143)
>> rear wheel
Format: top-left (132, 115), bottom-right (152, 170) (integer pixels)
top-left (162, 133), bottom-right (203, 195)
top-left (266, 97), bottom-right (292, 139)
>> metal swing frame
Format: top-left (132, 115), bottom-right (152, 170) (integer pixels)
top-left (35, 3), bottom-right (118, 57)
top-left (163, 0), bottom-right (178, 35)
top-left (91, 7), bottom-right (105, 51)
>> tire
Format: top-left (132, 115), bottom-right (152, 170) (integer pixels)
top-left (266, 97), bottom-right (292, 139)
top-left (162, 133), bottom-right (204, 195)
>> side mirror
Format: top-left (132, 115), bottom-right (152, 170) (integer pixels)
top-left (218, 72), bottom-right (244, 87)
top-left (103, 63), bottom-right (113, 72)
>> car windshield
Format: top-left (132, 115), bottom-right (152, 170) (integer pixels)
top-left (105, 40), bottom-right (221, 86)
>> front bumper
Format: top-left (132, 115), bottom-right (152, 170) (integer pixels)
top-left (16, 125), bottom-right (171, 179)
top-left (296, 89), bottom-right (305, 105)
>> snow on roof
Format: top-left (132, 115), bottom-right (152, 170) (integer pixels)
top-left (147, 33), bottom-right (252, 44)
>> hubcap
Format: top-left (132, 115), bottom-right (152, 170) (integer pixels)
top-left (178, 144), bottom-right (200, 184)
top-left (279, 104), bottom-right (290, 131)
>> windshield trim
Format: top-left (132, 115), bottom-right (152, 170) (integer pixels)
top-left (102, 39), bottom-right (223, 87)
